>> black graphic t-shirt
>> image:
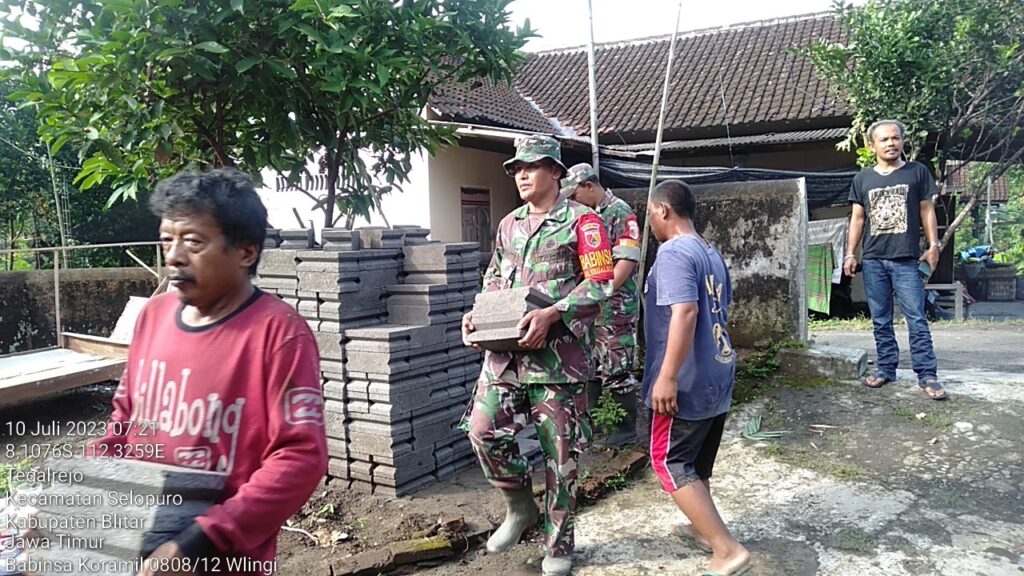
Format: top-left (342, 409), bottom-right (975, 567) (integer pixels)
top-left (849, 161), bottom-right (938, 260)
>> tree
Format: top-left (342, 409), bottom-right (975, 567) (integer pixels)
top-left (0, 79), bottom-right (55, 270)
top-left (0, 0), bottom-right (532, 228)
top-left (803, 0), bottom-right (1024, 246)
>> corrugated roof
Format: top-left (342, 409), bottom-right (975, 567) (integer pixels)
top-left (603, 127), bottom-right (850, 156)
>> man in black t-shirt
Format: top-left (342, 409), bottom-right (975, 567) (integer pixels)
top-left (844, 119), bottom-right (946, 400)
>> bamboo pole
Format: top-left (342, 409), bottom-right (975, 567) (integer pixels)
top-left (586, 0), bottom-right (601, 175)
top-left (637, 0), bottom-right (683, 294)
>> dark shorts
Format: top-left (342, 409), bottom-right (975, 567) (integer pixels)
top-left (648, 411), bottom-right (728, 493)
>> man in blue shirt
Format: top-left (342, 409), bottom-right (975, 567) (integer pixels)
top-left (643, 180), bottom-right (750, 576)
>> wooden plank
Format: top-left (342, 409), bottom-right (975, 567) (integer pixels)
top-left (0, 358), bottom-right (124, 408)
top-left (63, 332), bottom-right (129, 359)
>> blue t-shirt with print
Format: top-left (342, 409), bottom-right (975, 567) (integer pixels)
top-left (642, 235), bottom-right (736, 420)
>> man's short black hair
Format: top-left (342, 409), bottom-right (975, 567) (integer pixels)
top-left (149, 168), bottom-right (268, 276)
top-left (651, 179), bottom-right (697, 220)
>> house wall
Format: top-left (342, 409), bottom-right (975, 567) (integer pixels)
top-left (0, 268), bottom-right (157, 353)
top-left (427, 146), bottom-right (520, 243)
top-left (618, 179), bottom-right (809, 347)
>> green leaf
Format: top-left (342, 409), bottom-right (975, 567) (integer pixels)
top-left (195, 41), bottom-right (229, 54)
top-left (231, 0), bottom-right (244, 13)
top-left (236, 57), bottom-right (261, 73)
top-left (267, 60), bottom-right (297, 79)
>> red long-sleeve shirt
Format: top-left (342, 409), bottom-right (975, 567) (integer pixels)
top-left (91, 289), bottom-right (327, 572)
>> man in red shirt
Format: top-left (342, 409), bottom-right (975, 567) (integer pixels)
top-left (91, 169), bottom-right (327, 575)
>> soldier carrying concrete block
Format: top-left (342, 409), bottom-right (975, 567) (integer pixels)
top-left (460, 134), bottom-right (614, 576)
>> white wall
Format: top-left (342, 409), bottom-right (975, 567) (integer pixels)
top-left (427, 146), bottom-right (520, 243)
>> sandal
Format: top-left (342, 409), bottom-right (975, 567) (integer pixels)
top-left (920, 379), bottom-right (947, 400)
top-left (671, 524), bottom-right (712, 553)
top-left (863, 375), bottom-right (892, 388)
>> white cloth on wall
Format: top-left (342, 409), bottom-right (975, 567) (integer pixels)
top-left (808, 218), bottom-right (849, 284)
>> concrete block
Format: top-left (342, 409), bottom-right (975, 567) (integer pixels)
top-left (356, 227), bottom-right (404, 249)
top-left (343, 324), bottom-right (444, 354)
top-left (465, 287), bottom-right (556, 351)
top-left (393, 225), bottom-right (431, 245)
top-left (325, 413), bottom-right (347, 440)
top-left (386, 303), bottom-right (449, 326)
top-left (349, 460), bottom-right (374, 483)
top-left (365, 377), bottom-right (434, 407)
top-left (314, 331), bottom-right (344, 361)
top-left (369, 473), bottom-right (437, 498)
top-left (349, 419), bottom-right (413, 439)
top-left (327, 437), bottom-right (348, 459)
top-left (348, 435), bottom-right (415, 459)
top-left (254, 276), bottom-right (298, 291)
top-left (321, 228), bottom-right (362, 252)
top-left (264, 228), bottom-right (282, 248)
top-left (280, 228), bottom-right (315, 249)
top-left (45, 457), bottom-right (226, 499)
top-left (327, 457), bottom-right (350, 480)
top-left (297, 298), bottom-right (320, 319)
top-left (777, 344), bottom-right (867, 380)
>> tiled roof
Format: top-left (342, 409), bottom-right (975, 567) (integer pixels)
top-left (428, 13), bottom-right (850, 142)
top-left (516, 13), bottom-right (848, 140)
top-left (946, 163), bottom-right (1012, 203)
top-left (428, 80), bottom-right (556, 134)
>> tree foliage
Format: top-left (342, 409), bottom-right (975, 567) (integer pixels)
top-left (0, 0), bottom-right (532, 227)
top-left (802, 0), bottom-right (1024, 247)
top-left (803, 0), bottom-right (1024, 172)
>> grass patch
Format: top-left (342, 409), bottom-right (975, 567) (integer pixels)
top-left (833, 527), bottom-right (877, 554)
top-left (891, 404), bottom-right (953, 429)
top-left (602, 472), bottom-right (628, 491)
top-left (765, 444), bottom-right (865, 481)
top-left (734, 339), bottom-right (807, 406)
top-left (927, 491), bottom-right (967, 510)
top-left (809, 316), bottom-right (878, 331)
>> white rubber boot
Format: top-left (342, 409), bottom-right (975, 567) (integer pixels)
top-left (542, 554), bottom-right (573, 576)
top-left (486, 487), bottom-right (540, 553)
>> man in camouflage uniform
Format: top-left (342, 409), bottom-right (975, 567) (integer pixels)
top-left (461, 135), bottom-right (614, 576)
top-left (561, 163), bottom-right (641, 445)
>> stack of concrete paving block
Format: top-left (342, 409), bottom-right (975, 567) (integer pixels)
top-left (466, 287), bottom-right (557, 352)
top-left (27, 457), bottom-right (226, 576)
top-left (257, 227), bottom-right (484, 497)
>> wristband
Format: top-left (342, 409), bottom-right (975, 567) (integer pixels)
top-left (843, 255), bottom-right (857, 261)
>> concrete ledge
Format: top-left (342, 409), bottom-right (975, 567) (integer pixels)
top-left (778, 344), bottom-right (868, 381)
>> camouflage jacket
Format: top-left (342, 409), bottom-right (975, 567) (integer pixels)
top-left (597, 190), bottom-right (641, 327)
top-left (480, 198), bottom-right (614, 384)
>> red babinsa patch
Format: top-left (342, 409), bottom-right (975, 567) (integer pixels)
top-left (577, 213), bottom-right (614, 281)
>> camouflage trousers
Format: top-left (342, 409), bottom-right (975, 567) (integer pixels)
top-left (594, 323), bottom-right (639, 394)
top-left (462, 371), bottom-right (592, 557)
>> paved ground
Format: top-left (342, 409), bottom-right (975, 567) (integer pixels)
top-left (565, 323), bottom-right (1024, 576)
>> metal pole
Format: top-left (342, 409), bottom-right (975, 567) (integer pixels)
top-left (586, 0), bottom-right (601, 176)
top-left (637, 0), bottom-right (683, 288)
top-left (985, 175), bottom-right (993, 245)
top-left (53, 252), bottom-right (62, 345)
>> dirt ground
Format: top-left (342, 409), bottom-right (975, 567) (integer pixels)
top-left (3, 322), bottom-right (1022, 575)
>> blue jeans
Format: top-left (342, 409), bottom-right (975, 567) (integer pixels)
top-left (862, 258), bottom-right (938, 384)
